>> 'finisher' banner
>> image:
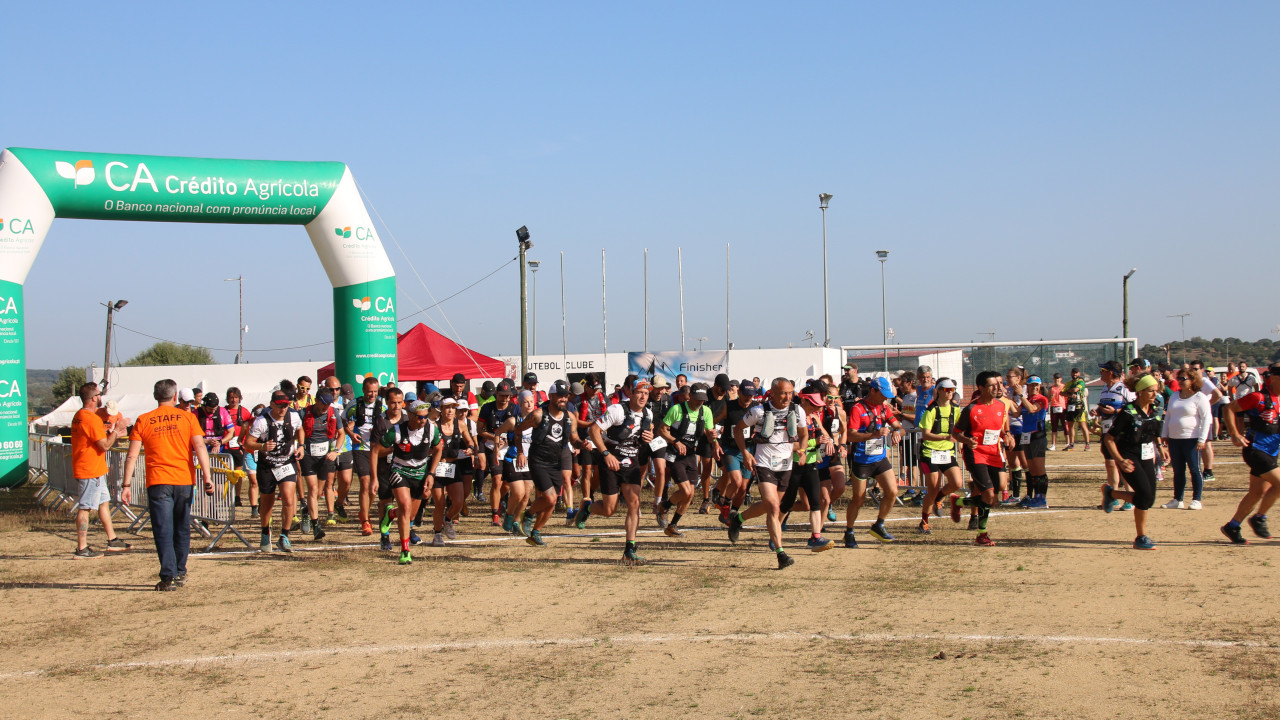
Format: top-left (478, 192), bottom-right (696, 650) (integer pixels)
top-left (628, 351), bottom-right (728, 386)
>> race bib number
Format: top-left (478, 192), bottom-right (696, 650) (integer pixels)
top-left (1066, 404), bottom-right (1078, 413)
top-left (982, 429), bottom-right (1001, 446)
top-left (769, 455), bottom-right (793, 472)
top-left (436, 462), bottom-right (456, 479)
top-left (309, 441), bottom-right (330, 457)
top-left (271, 464), bottom-right (295, 481)
top-left (1140, 442), bottom-right (1155, 461)
top-left (930, 450), bottom-right (952, 464)
top-left (1051, 406), bottom-right (1062, 415)
top-left (864, 437), bottom-right (885, 455)
top-left (1019, 433), bottom-right (1031, 446)
top-left (649, 437), bottom-right (668, 452)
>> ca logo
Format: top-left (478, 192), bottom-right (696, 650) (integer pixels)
top-left (55, 160), bottom-right (95, 188)
top-left (352, 297), bottom-right (372, 311)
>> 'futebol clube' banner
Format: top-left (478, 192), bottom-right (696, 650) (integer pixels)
top-left (0, 147), bottom-right (398, 487)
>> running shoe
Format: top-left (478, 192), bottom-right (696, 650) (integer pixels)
top-left (475, 491), bottom-right (486, 503)
top-left (1084, 443), bottom-right (1091, 451)
top-left (155, 578), bottom-right (177, 591)
top-left (431, 532), bottom-right (445, 547)
top-left (664, 524), bottom-right (683, 538)
top-left (974, 533), bottom-right (996, 547)
top-left (719, 505), bottom-right (731, 525)
top-left (727, 513), bottom-right (743, 544)
top-left (325, 515), bottom-right (337, 527)
top-left (1247, 515), bottom-right (1273, 539)
top-left (1203, 470), bottom-right (1216, 482)
top-left (520, 513), bottom-right (534, 537)
top-left (1064, 443), bottom-right (1074, 451)
top-left (1133, 535), bottom-right (1156, 550)
top-left (443, 520), bottom-right (457, 540)
top-left (1120, 502), bottom-right (1134, 512)
top-left (564, 510), bottom-right (577, 526)
top-left (1188, 500), bottom-right (1203, 510)
top-left (1024, 496), bottom-right (1049, 509)
top-left (622, 548), bottom-right (649, 566)
top-left (967, 515), bottom-right (979, 531)
top-left (379, 534), bottom-right (392, 551)
top-left (807, 536), bottom-right (832, 552)
top-left (827, 507), bottom-right (837, 523)
top-left (1101, 485), bottom-right (1114, 513)
top-left (312, 526), bottom-right (326, 541)
top-left (409, 531), bottom-right (422, 546)
top-left (699, 498), bottom-right (711, 514)
top-left (843, 530), bottom-right (857, 549)
top-left (1220, 523), bottom-right (1248, 545)
top-left (250, 507), bottom-right (260, 519)
top-left (776, 551), bottom-right (795, 569)
top-left (360, 521), bottom-right (373, 536)
top-left (1049, 444), bottom-right (1056, 452)
top-left (512, 518), bottom-right (528, 538)
top-left (526, 530), bottom-right (546, 547)
top-left (300, 516), bottom-right (312, 535)
top-left (502, 514), bottom-right (515, 532)
top-left (399, 550), bottom-right (413, 565)
top-left (259, 532), bottom-right (271, 552)
top-left (493, 513), bottom-right (503, 527)
top-left (949, 494), bottom-right (962, 524)
top-left (868, 522), bottom-right (895, 543)
top-left (655, 505), bottom-right (668, 530)
top-left (918, 520), bottom-right (932, 535)
top-left (934, 499), bottom-right (943, 517)
top-left (335, 504), bottom-right (347, 520)
top-left (380, 505), bottom-right (396, 535)
top-left (1161, 499), bottom-right (1185, 510)
top-left (105, 538), bottom-right (132, 552)
top-left (277, 535), bottom-right (293, 553)
top-left (575, 514), bottom-right (588, 530)
top-left (73, 547), bottom-right (103, 559)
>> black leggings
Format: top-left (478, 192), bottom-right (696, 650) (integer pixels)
top-left (780, 463), bottom-right (821, 515)
top-left (1119, 455), bottom-right (1157, 510)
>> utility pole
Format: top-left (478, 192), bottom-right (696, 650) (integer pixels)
top-left (225, 276), bottom-right (244, 363)
top-left (819, 193), bottom-right (832, 347)
top-left (517, 226), bottom-right (532, 378)
top-left (1168, 313), bottom-right (1191, 365)
top-left (678, 247), bottom-right (686, 351)
top-left (101, 300), bottom-right (128, 393)
top-left (1123, 268), bottom-right (1137, 358)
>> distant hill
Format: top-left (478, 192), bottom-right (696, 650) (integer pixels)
top-left (26, 368), bottom-right (63, 417)
top-left (1140, 337), bottom-right (1280, 369)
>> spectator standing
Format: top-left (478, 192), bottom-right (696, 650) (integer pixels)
top-left (70, 382), bottom-right (131, 558)
top-left (1160, 369), bottom-right (1211, 509)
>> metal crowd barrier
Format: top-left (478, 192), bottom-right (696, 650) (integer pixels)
top-left (30, 434), bottom-right (63, 503)
top-left (192, 454), bottom-right (250, 551)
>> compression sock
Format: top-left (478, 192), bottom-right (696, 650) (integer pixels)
top-left (661, 498), bottom-right (674, 511)
top-left (1011, 471), bottom-right (1023, 497)
top-left (625, 541), bottom-right (637, 553)
top-left (578, 501), bottom-right (592, 522)
top-left (1039, 475), bottom-right (1050, 498)
top-left (401, 538), bottom-right (410, 552)
top-left (979, 505), bottom-right (990, 531)
top-left (1227, 519), bottom-right (1242, 529)
top-left (670, 512), bottom-right (682, 527)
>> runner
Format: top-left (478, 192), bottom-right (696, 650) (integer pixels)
top-left (511, 380), bottom-right (581, 546)
top-left (1003, 368), bottom-right (1027, 503)
top-left (478, 380), bottom-right (520, 526)
top-left (1189, 360), bottom-right (1224, 482)
top-left (222, 387), bottom-right (253, 510)
top-left (949, 371), bottom-right (1011, 547)
top-left (700, 374), bottom-right (733, 513)
top-left (374, 399), bottom-right (442, 564)
top-left (648, 376), bottom-right (674, 528)
top-left (1219, 362), bottom-right (1280, 544)
top-left (343, 376), bottom-right (383, 535)
top-left (1062, 368), bottom-right (1090, 450)
top-left (372, 387), bottom-right (407, 550)
top-left (498, 391), bottom-right (538, 536)
top-left (656, 382), bottom-right (719, 538)
top-left (299, 387), bottom-right (346, 540)
top-left (838, 363), bottom-right (869, 414)
top-left (817, 385), bottom-right (848, 526)
top-left (321, 376), bottom-right (353, 525)
top-left (1016, 377), bottom-right (1051, 508)
top-left (1048, 373), bottom-right (1066, 450)
top-left (428, 397), bottom-right (477, 546)
top-left (1160, 368), bottom-right (1210, 510)
top-left (714, 379), bottom-right (758, 525)
top-left (779, 385), bottom-right (834, 551)
top-left (917, 378), bottom-right (962, 533)
top-left (522, 372), bottom-right (549, 404)
top-left (244, 391), bottom-right (305, 553)
top-left (1096, 361), bottom-right (1136, 510)
top-left (727, 378), bottom-right (809, 569)
top-left (1100, 374), bottom-right (1167, 549)
top-left (195, 392), bottom-right (234, 455)
top-left (572, 375), bottom-right (609, 525)
top-left (582, 379), bottom-right (656, 566)
top-left (841, 377), bottom-right (902, 547)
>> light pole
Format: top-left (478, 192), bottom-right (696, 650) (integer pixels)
top-left (1168, 313), bottom-right (1191, 365)
top-left (528, 260), bottom-right (541, 355)
top-left (876, 250), bottom-right (889, 374)
top-left (101, 299), bottom-right (128, 393)
top-left (516, 226), bottom-right (533, 378)
top-left (819, 193), bottom-right (832, 347)
top-left (224, 276), bottom-right (245, 363)
top-left (696, 336), bottom-right (708, 352)
top-left (1123, 267), bottom-right (1137, 357)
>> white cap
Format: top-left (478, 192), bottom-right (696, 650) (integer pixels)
top-left (178, 388), bottom-right (195, 402)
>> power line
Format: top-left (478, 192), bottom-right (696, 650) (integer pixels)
top-left (396, 256), bottom-right (517, 324)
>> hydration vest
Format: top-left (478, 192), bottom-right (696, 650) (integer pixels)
top-left (667, 402), bottom-right (710, 447)
top-left (302, 405), bottom-right (339, 439)
top-left (392, 420), bottom-right (437, 467)
top-left (929, 404), bottom-right (958, 435)
top-left (257, 412), bottom-right (296, 467)
top-left (605, 406), bottom-right (653, 458)
top-left (350, 396), bottom-right (384, 443)
top-left (1116, 402), bottom-right (1164, 447)
top-left (1248, 393), bottom-right (1280, 436)
top-left (757, 402), bottom-right (799, 443)
top-left (199, 406), bottom-right (226, 438)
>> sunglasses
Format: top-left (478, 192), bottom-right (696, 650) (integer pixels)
top-left (825, 395), bottom-right (839, 401)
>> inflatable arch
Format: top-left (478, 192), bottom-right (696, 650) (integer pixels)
top-left (0, 147), bottom-right (399, 487)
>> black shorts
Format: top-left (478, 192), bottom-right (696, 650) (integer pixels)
top-left (337, 451), bottom-right (353, 471)
top-left (530, 459), bottom-right (564, 494)
top-left (502, 460), bottom-right (531, 484)
top-left (353, 449), bottom-right (373, 478)
top-left (300, 452), bottom-right (335, 479)
top-left (434, 461), bottom-right (464, 486)
top-left (377, 463), bottom-right (394, 501)
top-left (388, 469), bottom-right (427, 500)
top-left (226, 448), bottom-right (246, 469)
top-left (851, 457), bottom-right (893, 481)
top-left (918, 449), bottom-right (958, 474)
top-left (597, 458), bottom-right (646, 495)
top-left (256, 463), bottom-right (298, 495)
top-left (577, 448), bottom-right (600, 467)
top-left (753, 465), bottom-right (791, 492)
top-left (667, 453), bottom-right (701, 485)
top-left (966, 461), bottom-right (1000, 492)
top-left (1022, 431), bottom-right (1048, 460)
top-left (1064, 406), bottom-right (1085, 423)
top-left (1243, 446), bottom-right (1280, 477)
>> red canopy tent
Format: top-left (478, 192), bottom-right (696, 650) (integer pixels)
top-left (317, 323), bottom-right (507, 383)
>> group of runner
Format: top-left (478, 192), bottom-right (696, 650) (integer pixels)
top-left (140, 356), bottom-right (1280, 568)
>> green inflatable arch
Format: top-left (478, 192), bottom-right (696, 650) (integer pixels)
top-left (0, 147), bottom-right (399, 487)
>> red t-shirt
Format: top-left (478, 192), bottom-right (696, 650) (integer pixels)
top-left (957, 400), bottom-right (1007, 468)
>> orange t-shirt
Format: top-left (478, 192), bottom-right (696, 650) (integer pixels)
top-left (71, 408), bottom-right (108, 479)
top-left (129, 405), bottom-right (204, 487)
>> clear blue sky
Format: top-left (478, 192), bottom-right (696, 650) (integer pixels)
top-left (8, 1), bottom-right (1278, 368)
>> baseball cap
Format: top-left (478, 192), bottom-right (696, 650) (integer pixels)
top-left (1127, 357), bottom-right (1150, 369)
top-left (799, 390), bottom-right (824, 406)
top-left (1098, 360), bottom-right (1124, 374)
top-left (739, 379), bottom-right (756, 395)
top-left (1027, 376), bottom-right (1042, 385)
top-left (714, 373), bottom-right (731, 391)
top-left (870, 376), bottom-right (896, 399)
top-left (651, 376), bottom-right (670, 388)
top-left (408, 400), bottom-right (431, 414)
top-left (481, 380), bottom-right (496, 394)
top-left (691, 383), bottom-right (709, 399)
top-left (936, 378), bottom-right (957, 389)
top-left (178, 388), bottom-right (195, 402)
top-left (523, 372), bottom-right (538, 384)
top-left (202, 392), bottom-right (219, 407)
top-left (270, 391), bottom-right (290, 405)
top-left (441, 397), bottom-right (458, 407)
top-left (404, 391), bottom-right (417, 403)
top-left (1071, 367), bottom-right (1080, 374)
top-left (632, 379), bottom-right (652, 392)
top-left (424, 383), bottom-right (439, 394)
top-left (451, 373), bottom-right (467, 383)
top-left (550, 380), bottom-right (570, 396)
top-left (842, 364), bottom-right (854, 370)
top-left (570, 381), bottom-right (585, 395)
top-left (496, 379), bottom-right (516, 394)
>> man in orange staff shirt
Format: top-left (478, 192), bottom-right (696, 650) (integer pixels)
top-left (122, 379), bottom-right (214, 591)
top-left (70, 382), bottom-right (130, 558)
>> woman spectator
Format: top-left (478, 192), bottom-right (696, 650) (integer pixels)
top-left (1159, 369), bottom-right (1211, 509)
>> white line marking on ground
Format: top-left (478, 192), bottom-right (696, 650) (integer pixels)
top-left (2, 629), bottom-right (1268, 679)
top-left (188, 509), bottom-right (1088, 558)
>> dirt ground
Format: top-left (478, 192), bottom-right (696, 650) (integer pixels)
top-left (2, 443), bottom-right (1277, 720)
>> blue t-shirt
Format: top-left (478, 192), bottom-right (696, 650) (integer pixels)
top-left (914, 386), bottom-right (934, 426)
top-left (1241, 391), bottom-right (1280, 457)
top-left (849, 401), bottom-right (893, 464)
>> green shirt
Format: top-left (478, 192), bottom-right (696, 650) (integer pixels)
top-left (918, 404), bottom-right (961, 452)
top-left (662, 402), bottom-right (713, 440)
top-left (1064, 379), bottom-right (1088, 408)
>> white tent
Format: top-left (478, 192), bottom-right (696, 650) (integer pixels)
top-left (31, 361), bottom-right (328, 431)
